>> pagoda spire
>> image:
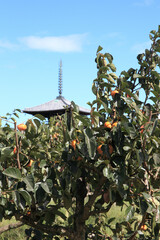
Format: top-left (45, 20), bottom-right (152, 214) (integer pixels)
top-left (58, 60), bottom-right (63, 97)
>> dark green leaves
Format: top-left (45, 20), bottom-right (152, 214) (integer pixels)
top-left (23, 174), bottom-right (35, 191)
top-left (19, 190), bottom-right (32, 206)
top-left (83, 128), bottom-right (96, 158)
top-left (104, 53), bottom-right (113, 63)
top-left (125, 206), bottom-right (135, 222)
top-left (3, 168), bottom-right (22, 180)
top-left (41, 180), bottom-right (53, 194)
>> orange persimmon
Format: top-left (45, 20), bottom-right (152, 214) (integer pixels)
top-left (17, 123), bottom-right (27, 131)
top-left (112, 122), bottom-right (118, 128)
top-left (104, 121), bottom-right (112, 129)
top-left (97, 145), bottom-right (103, 155)
top-left (111, 90), bottom-right (119, 98)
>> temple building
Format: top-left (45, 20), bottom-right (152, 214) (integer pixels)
top-left (23, 61), bottom-right (90, 119)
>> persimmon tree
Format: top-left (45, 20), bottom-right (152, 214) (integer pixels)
top-left (0, 26), bottom-right (160, 240)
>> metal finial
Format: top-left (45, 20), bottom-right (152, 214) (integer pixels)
top-left (58, 60), bottom-right (62, 97)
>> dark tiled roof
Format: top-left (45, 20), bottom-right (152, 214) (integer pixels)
top-left (23, 96), bottom-right (90, 117)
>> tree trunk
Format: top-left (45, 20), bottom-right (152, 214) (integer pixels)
top-left (73, 223), bottom-right (86, 240)
top-left (72, 177), bottom-right (87, 240)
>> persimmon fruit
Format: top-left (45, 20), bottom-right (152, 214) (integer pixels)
top-left (140, 122), bottom-right (150, 134)
top-left (27, 159), bottom-right (34, 167)
top-left (140, 125), bottom-right (144, 133)
top-left (26, 211), bottom-right (31, 216)
top-left (104, 121), bottom-right (112, 129)
top-left (17, 123), bottom-right (27, 131)
top-left (111, 90), bottom-right (119, 98)
top-left (71, 140), bottom-right (77, 150)
top-left (140, 224), bottom-right (147, 231)
top-left (13, 146), bottom-right (17, 154)
top-left (112, 122), bottom-right (118, 128)
top-left (109, 144), bottom-right (113, 154)
top-left (97, 145), bottom-right (103, 155)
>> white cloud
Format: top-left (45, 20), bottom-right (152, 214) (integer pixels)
top-left (131, 41), bottom-right (151, 54)
top-left (20, 34), bottom-right (87, 52)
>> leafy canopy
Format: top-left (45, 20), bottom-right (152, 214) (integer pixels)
top-left (0, 26), bottom-right (160, 240)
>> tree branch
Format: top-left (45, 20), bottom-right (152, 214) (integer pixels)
top-left (14, 121), bottom-right (21, 170)
top-left (15, 214), bottom-right (74, 239)
top-left (82, 175), bottom-right (107, 221)
top-left (0, 221), bottom-right (24, 234)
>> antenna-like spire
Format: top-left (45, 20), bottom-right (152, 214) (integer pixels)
top-left (58, 60), bottom-right (62, 97)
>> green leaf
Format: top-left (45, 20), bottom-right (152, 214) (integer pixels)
top-left (153, 153), bottom-right (160, 165)
top-left (106, 74), bottom-right (115, 84)
top-left (110, 72), bottom-right (118, 80)
top-left (3, 168), bottom-right (22, 180)
top-left (142, 192), bottom-right (150, 200)
top-left (133, 73), bottom-right (142, 78)
top-left (39, 160), bottom-right (47, 168)
top-left (150, 119), bottom-right (158, 136)
top-left (33, 119), bottom-right (40, 128)
top-left (34, 114), bottom-right (46, 121)
top-left (83, 128), bottom-right (96, 158)
top-left (104, 53), bottom-right (113, 63)
top-left (41, 180), bottom-right (53, 194)
top-left (1, 147), bottom-right (12, 158)
top-left (14, 109), bottom-right (21, 113)
top-left (74, 113), bottom-right (90, 126)
top-left (123, 146), bottom-right (131, 151)
top-left (109, 63), bottom-right (116, 72)
top-left (19, 190), bottom-right (32, 206)
top-left (12, 191), bottom-right (20, 208)
top-left (97, 45), bottom-right (103, 53)
top-left (92, 82), bottom-right (97, 95)
top-left (71, 101), bottom-right (79, 113)
top-left (103, 167), bottom-right (112, 179)
top-left (125, 206), bottom-right (135, 221)
top-left (23, 174), bottom-right (35, 191)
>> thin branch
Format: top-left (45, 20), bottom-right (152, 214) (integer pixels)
top-left (0, 117), bottom-right (15, 125)
top-left (14, 121), bottom-right (21, 170)
top-left (0, 221), bottom-right (24, 234)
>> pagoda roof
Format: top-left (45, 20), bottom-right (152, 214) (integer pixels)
top-left (23, 96), bottom-right (90, 118)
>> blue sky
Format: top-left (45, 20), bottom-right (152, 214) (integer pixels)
top-left (0, 0), bottom-right (160, 123)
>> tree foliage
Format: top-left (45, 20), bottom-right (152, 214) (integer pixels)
top-left (0, 26), bottom-right (160, 239)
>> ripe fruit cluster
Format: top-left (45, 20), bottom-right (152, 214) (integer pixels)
top-left (104, 121), bottom-right (118, 129)
top-left (140, 224), bottom-right (147, 231)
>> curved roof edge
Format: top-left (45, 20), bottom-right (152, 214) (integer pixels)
top-left (23, 96), bottom-right (90, 117)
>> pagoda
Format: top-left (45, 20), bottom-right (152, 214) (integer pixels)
top-left (23, 61), bottom-right (90, 119)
